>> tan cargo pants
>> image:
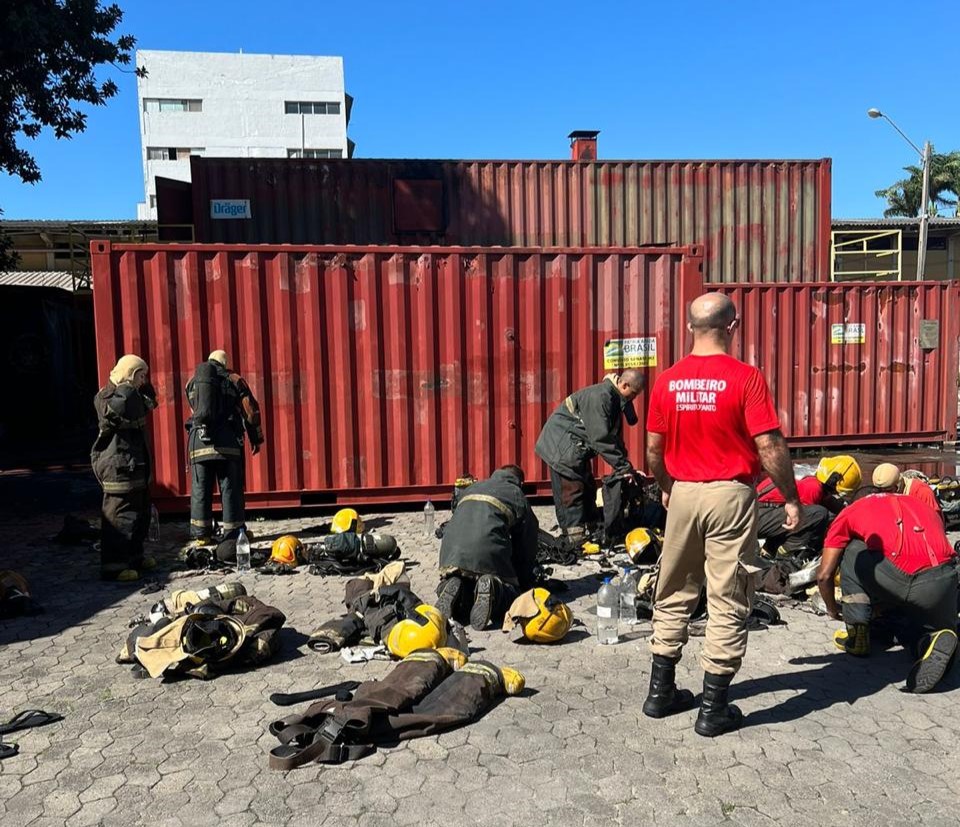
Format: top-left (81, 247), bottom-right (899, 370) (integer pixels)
top-left (651, 480), bottom-right (761, 676)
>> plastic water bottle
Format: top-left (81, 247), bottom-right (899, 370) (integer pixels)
top-left (597, 577), bottom-right (620, 644)
top-left (236, 528), bottom-right (251, 573)
top-left (148, 505), bottom-right (160, 542)
top-left (620, 567), bottom-right (638, 624)
top-left (424, 501), bottom-right (435, 537)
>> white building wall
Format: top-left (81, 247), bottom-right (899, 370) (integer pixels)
top-left (136, 50), bottom-right (348, 219)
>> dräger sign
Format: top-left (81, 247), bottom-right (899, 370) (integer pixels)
top-left (210, 199), bottom-right (252, 219)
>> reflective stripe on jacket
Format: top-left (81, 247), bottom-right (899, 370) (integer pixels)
top-left (91, 381), bottom-right (154, 494)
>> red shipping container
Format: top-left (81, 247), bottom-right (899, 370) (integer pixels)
top-left (91, 242), bottom-right (703, 510)
top-left (92, 242), bottom-right (958, 512)
top-left (183, 156), bottom-right (831, 284)
top-left (718, 282), bottom-right (959, 446)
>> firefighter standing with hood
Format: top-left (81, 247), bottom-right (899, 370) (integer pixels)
top-left (92, 354), bottom-right (158, 581)
top-left (644, 293), bottom-right (800, 737)
top-left (535, 370), bottom-right (645, 544)
top-left (185, 351), bottom-right (264, 550)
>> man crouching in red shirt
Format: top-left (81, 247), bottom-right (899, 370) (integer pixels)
top-left (816, 492), bottom-right (958, 693)
top-left (645, 293), bottom-right (801, 737)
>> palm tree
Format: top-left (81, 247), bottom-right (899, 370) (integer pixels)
top-left (875, 148), bottom-right (960, 217)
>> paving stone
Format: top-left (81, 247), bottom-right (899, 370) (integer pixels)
top-left (2, 488), bottom-right (960, 826)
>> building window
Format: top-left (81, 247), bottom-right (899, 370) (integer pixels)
top-left (146, 147), bottom-right (204, 161)
top-left (149, 195), bottom-right (157, 209)
top-left (287, 148), bottom-right (343, 159)
top-left (143, 98), bottom-right (203, 113)
top-left (284, 101), bottom-right (341, 115)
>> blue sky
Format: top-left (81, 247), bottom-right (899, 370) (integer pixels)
top-left (1, 0), bottom-right (955, 220)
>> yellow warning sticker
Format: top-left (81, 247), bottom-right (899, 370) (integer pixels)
top-left (831, 323), bottom-right (866, 345)
top-left (603, 337), bottom-right (657, 369)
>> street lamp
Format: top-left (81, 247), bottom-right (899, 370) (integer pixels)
top-left (868, 108), bottom-right (932, 280)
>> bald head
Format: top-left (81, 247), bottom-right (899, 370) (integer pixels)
top-left (615, 369), bottom-right (646, 401)
top-left (688, 293), bottom-right (737, 331)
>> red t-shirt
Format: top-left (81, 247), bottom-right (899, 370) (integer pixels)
top-left (647, 354), bottom-right (781, 483)
top-left (757, 475), bottom-right (823, 505)
top-left (823, 493), bottom-right (955, 575)
top-left (905, 478), bottom-right (942, 516)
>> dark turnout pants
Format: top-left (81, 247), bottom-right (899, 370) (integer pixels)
top-left (757, 503), bottom-right (830, 555)
top-left (840, 540), bottom-right (958, 650)
top-left (549, 466), bottom-right (598, 531)
top-left (100, 489), bottom-right (150, 577)
top-left (190, 458), bottom-right (246, 539)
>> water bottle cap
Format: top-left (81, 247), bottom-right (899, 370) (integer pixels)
top-left (603, 576), bottom-right (613, 584)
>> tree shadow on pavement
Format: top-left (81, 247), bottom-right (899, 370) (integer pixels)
top-left (550, 569), bottom-right (608, 602)
top-left (734, 647), bottom-right (949, 727)
top-left (262, 627), bottom-right (311, 666)
top-left (510, 628), bottom-right (593, 647)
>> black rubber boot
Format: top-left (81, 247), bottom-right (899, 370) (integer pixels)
top-left (435, 575), bottom-right (464, 622)
top-left (642, 655), bottom-right (697, 719)
top-left (694, 671), bottom-right (743, 737)
top-left (906, 629), bottom-right (958, 693)
top-left (470, 575), bottom-right (502, 631)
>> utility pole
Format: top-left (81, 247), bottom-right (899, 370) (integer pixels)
top-left (917, 140), bottom-right (932, 280)
top-left (867, 109), bottom-right (931, 280)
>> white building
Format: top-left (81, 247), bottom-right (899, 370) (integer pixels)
top-left (135, 50), bottom-right (351, 219)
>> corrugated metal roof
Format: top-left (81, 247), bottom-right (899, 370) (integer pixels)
top-left (832, 217), bottom-right (960, 228)
top-left (0, 219), bottom-right (157, 228)
top-left (0, 271), bottom-right (78, 291)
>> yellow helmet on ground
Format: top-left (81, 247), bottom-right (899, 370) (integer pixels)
top-left (269, 535), bottom-right (303, 568)
top-left (519, 588), bottom-right (573, 644)
top-left (815, 455), bottom-right (862, 496)
top-left (386, 604), bottom-right (447, 658)
top-left (500, 666), bottom-right (526, 696)
top-left (625, 527), bottom-right (661, 565)
top-left (331, 508), bottom-right (364, 534)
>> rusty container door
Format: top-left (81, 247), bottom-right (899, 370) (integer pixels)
top-left (189, 156), bottom-right (830, 284)
top-left (91, 242), bottom-right (703, 510)
top-left (717, 282), bottom-right (960, 446)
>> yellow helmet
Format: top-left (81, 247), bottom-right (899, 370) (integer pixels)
top-left (500, 666), bottom-right (526, 696)
top-left (269, 535), bottom-right (303, 568)
top-left (625, 527), bottom-right (661, 565)
top-left (815, 455), bottom-right (862, 495)
top-left (386, 604), bottom-right (447, 658)
top-left (518, 588), bottom-right (573, 644)
top-left (331, 508), bottom-right (364, 534)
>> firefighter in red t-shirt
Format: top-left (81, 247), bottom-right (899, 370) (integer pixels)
top-left (815, 492), bottom-right (958, 693)
top-left (644, 293), bottom-right (801, 738)
top-left (872, 463), bottom-right (943, 520)
top-left (755, 455), bottom-right (861, 558)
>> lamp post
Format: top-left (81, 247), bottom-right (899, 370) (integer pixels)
top-left (868, 108), bottom-right (932, 280)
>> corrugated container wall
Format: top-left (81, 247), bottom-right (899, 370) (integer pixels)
top-left (91, 242), bottom-right (703, 509)
top-left (186, 156), bottom-right (831, 284)
top-left (717, 282), bottom-right (959, 446)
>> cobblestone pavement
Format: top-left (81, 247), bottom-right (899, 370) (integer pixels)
top-left (2, 470), bottom-right (960, 827)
